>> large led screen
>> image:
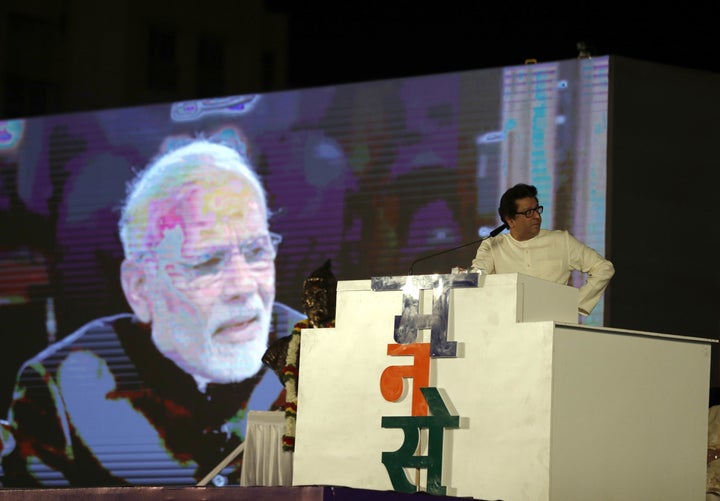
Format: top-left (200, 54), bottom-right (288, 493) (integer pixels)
top-left (0, 56), bottom-right (609, 486)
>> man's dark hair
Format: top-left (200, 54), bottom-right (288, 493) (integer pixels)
top-left (498, 183), bottom-right (538, 224)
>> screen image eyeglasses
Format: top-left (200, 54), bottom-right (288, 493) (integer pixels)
top-left (159, 232), bottom-right (282, 288)
top-left (514, 206), bottom-right (543, 218)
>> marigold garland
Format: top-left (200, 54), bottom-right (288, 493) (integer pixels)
top-left (281, 318), bottom-right (334, 451)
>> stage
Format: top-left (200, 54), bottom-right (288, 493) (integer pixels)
top-left (0, 485), bottom-right (486, 500)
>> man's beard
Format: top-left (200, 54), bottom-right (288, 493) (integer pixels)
top-left (199, 312), bottom-right (271, 382)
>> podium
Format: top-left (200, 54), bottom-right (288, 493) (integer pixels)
top-left (292, 273), bottom-right (713, 500)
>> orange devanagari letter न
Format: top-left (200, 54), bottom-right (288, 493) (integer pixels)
top-left (380, 343), bottom-right (430, 416)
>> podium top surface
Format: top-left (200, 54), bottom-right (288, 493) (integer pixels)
top-left (555, 321), bottom-right (718, 345)
top-left (338, 272), bottom-right (562, 291)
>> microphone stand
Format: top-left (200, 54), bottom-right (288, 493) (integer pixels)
top-left (407, 223), bottom-right (507, 275)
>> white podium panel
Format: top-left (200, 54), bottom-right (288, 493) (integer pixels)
top-left (292, 273), bottom-right (712, 501)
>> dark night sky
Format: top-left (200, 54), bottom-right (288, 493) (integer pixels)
top-left (3, 2), bottom-right (718, 116)
top-left (284, 3), bottom-right (720, 89)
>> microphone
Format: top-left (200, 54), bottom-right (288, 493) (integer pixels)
top-left (488, 222), bottom-right (508, 238)
top-left (407, 223), bottom-right (507, 275)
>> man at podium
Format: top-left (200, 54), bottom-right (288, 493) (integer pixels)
top-left (470, 183), bottom-right (614, 316)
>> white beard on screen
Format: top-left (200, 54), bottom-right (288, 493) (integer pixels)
top-left (151, 294), bottom-right (272, 384)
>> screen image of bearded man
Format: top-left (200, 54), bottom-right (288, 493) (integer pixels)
top-left (0, 140), bottom-right (303, 487)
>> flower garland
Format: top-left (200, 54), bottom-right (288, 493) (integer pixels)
top-left (281, 318), bottom-right (335, 451)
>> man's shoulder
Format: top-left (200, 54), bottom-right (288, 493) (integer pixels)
top-left (483, 232), bottom-right (510, 247)
top-left (539, 229), bottom-right (568, 237)
top-left (532, 229), bottom-right (573, 244)
top-left (21, 313), bottom-right (135, 368)
top-left (540, 229), bottom-right (590, 246)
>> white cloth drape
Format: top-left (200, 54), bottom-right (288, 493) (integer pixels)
top-left (240, 411), bottom-right (293, 486)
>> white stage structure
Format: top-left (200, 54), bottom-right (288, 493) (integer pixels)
top-left (292, 273), bottom-right (713, 500)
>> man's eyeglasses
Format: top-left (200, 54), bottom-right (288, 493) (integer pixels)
top-left (514, 206), bottom-right (543, 218)
top-left (159, 232), bottom-right (282, 288)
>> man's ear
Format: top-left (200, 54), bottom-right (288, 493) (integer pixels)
top-left (121, 259), bottom-right (152, 323)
